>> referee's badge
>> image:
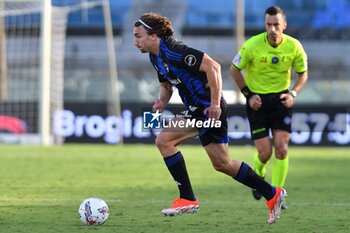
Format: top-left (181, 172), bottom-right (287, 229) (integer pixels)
top-left (272, 57), bottom-right (279, 64)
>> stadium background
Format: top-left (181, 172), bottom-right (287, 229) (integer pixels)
top-left (0, 0), bottom-right (349, 146)
top-left (0, 1), bottom-right (349, 232)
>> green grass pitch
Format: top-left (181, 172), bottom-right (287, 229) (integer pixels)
top-left (0, 144), bottom-right (349, 233)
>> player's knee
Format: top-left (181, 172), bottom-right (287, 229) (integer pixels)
top-left (257, 149), bottom-right (272, 163)
top-left (155, 136), bottom-right (164, 150)
top-left (155, 135), bottom-right (171, 152)
top-left (212, 160), bottom-right (232, 175)
top-left (275, 146), bottom-right (288, 159)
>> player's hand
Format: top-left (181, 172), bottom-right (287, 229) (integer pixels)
top-left (152, 99), bottom-right (165, 112)
top-left (280, 93), bottom-right (294, 108)
top-left (203, 105), bottom-right (221, 120)
top-left (248, 94), bottom-right (262, 111)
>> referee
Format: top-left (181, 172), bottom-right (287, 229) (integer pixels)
top-left (134, 12), bottom-right (286, 224)
top-left (230, 6), bottom-right (308, 209)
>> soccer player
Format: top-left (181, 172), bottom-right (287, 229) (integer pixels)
top-left (134, 12), bottom-right (286, 224)
top-left (230, 6), bottom-right (308, 209)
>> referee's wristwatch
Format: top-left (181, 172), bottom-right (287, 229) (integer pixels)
top-left (290, 90), bottom-right (297, 98)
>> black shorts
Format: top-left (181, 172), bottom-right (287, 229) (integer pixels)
top-left (246, 90), bottom-right (292, 140)
top-left (187, 98), bottom-right (229, 147)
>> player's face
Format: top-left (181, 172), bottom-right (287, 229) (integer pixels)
top-left (133, 26), bottom-right (156, 53)
top-left (265, 13), bottom-right (287, 47)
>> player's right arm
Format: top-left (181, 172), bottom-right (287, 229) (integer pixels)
top-left (153, 81), bottom-right (173, 112)
top-left (230, 64), bottom-right (262, 111)
top-left (229, 40), bottom-right (262, 111)
top-left (229, 65), bottom-right (246, 90)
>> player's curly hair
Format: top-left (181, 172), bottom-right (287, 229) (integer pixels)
top-left (134, 12), bottom-right (174, 38)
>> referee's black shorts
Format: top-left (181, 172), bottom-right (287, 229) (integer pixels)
top-left (246, 90), bottom-right (292, 140)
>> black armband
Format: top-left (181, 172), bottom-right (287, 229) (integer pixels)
top-left (241, 86), bottom-right (254, 100)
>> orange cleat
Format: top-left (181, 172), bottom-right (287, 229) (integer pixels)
top-left (161, 198), bottom-right (199, 216)
top-left (266, 187), bottom-right (287, 224)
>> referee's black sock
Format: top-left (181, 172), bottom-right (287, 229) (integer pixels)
top-left (164, 151), bottom-right (196, 201)
top-left (234, 162), bottom-right (276, 200)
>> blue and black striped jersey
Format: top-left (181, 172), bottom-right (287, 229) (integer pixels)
top-left (149, 37), bottom-right (211, 109)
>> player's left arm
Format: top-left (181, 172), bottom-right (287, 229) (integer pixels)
top-left (281, 41), bottom-right (308, 108)
top-left (281, 71), bottom-right (308, 108)
top-left (290, 71), bottom-right (308, 94)
top-left (199, 53), bottom-right (222, 120)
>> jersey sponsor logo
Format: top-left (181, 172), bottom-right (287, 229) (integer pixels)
top-left (184, 54), bottom-right (197, 66)
top-left (169, 78), bottom-right (181, 85)
top-left (232, 54), bottom-right (241, 66)
top-left (158, 62), bottom-right (169, 76)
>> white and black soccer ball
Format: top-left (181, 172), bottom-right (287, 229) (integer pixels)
top-left (79, 197), bottom-right (109, 225)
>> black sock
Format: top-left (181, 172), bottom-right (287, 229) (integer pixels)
top-left (164, 151), bottom-right (196, 201)
top-left (234, 162), bottom-right (276, 200)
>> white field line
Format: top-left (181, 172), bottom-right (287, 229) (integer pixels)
top-left (0, 198), bottom-right (122, 203)
top-left (0, 198), bottom-right (349, 207)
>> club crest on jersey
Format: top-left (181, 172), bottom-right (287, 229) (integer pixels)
top-left (184, 55), bottom-right (197, 66)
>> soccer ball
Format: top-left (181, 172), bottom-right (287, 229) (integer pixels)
top-left (78, 197), bottom-right (109, 225)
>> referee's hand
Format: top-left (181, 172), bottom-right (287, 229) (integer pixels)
top-left (280, 93), bottom-right (294, 108)
top-left (249, 95), bottom-right (262, 111)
